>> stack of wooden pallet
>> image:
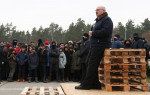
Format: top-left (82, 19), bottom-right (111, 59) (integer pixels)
top-left (21, 87), bottom-right (65, 95)
top-left (98, 49), bottom-right (148, 92)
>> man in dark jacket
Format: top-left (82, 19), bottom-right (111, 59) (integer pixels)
top-left (75, 6), bottom-right (113, 90)
top-left (28, 48), bottom-right (39, 83)
top-left (49, 41), bottom-right (60, 82)
top-left (64, 47), bottom-right (71, 81)
top-left (0, 43), bottom-right (8, 81)
top-left (16, 45), bottom-right (28, 82)
top-left (111, 34), bottom-right (123, 48)
top-left (37, 43), bottom-right (47, 82)
top-left (12, 38), bottom-right (18, 48)
top-left (78, 33), bottom-right (90, 82)
top-left (132, 33), bottom-right (144, 49)
top-left (35, 39), bottom-right (43, 52)
top-left (0, 45), bottom-right (4, 83)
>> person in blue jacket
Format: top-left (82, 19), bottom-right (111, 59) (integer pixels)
top-left (111, 34), bottom-right (123, 48)
top-left (16, 45), bottom-right (28, 82)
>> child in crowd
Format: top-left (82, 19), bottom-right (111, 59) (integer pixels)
top-left (59, 47), bottom-right (66, 82)
top-left (7, 48), bottom-right (16, 82)
top-left (14, 44), bottom-right (21, 55)
top-left (16, 45), bottom-right (28, 82)
top-left (28, 48), bottom-right (39, 83)
top-left (37, 43), bottom-right (47, 83)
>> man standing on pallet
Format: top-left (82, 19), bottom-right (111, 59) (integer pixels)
top-left (75, 6), bottom-right (113, 90)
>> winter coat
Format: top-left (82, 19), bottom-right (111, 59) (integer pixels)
top-left (0, 46), bottom-right (5, 66)
top-left (78, 40), bottom-right (90, 63)
top-left (124, 40), bottom-right (132, 49)
top-left (112, 39), bottom-right (123, 49)
top-left (144, 42), bottom-right (150, 60)
top-left (28, 53), bottom-right (39, 70)
top-left (15, 48), bottom-right (21, 55)
top-left (16, 51), bottom-right (28, 65)
top-left (45, 45), bottom-right (50, 67)
top-left (59, 52), bottom-right (66, 69)
top-left (132, 38), bottom-right (144, 49)
top-left (49, 48), bottom-right (59, 65)
top-left (91, 13), bottom-right (113, 48)
top-left (71, 50), bottom-right (81, 70)
top-left (64, 51), bottom-right (71, 66)
top-left (37, 49), bottom-right (47, 66)
top-left (7, 53), bottom-right (16, 68)
top-left (0, 46), bottom-right (8, 65)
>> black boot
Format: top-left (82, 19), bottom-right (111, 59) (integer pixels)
top-left (75, 85), bottom-right (90, 90)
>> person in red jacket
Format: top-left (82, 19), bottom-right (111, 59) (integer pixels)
top-left (14, 44), bottom-right (21, 55)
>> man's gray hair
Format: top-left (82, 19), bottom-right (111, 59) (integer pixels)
top-left (101, 6), bottom-right (106, 11)
top-left (97, 6), bottom-right (106, 12)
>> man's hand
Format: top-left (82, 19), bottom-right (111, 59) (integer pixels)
top-left (89, 31), bottom-right (92, 37)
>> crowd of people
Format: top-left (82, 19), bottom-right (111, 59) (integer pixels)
top-left (111, 33), bottom-right (150, 60)
top-left (0, 33), bottom-right (90, 83)
top-left (0, 32), bottom-right (149, 84)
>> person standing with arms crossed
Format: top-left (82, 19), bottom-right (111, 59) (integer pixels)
top-left (75, 6), bottom-right (113, 90)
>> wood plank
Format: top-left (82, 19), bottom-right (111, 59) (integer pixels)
top-left (21, 87), bottom-right (29, 95)
top-left (30, 87), bottom-right (37, 95)
top-left (39, 87), bottom-right (45, 95)
top-left (48, 87), bottom-right (55, 95)
top-left (57, 87), bottom-right (65, 95)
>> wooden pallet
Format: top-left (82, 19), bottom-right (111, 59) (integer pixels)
top-left (103, 56), bottom-right (146, 63)
top-left (21, 87), bottom-right (65, 95)
top-left (105, 83), bottom-right (148, 92)
top-left (104, 49), bottom-right (146, 56)
top-left (98, 49), bottom-right (148, 92)
top-left (104, 64), bottom-right (146, 70)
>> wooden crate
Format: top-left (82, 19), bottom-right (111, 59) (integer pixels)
top-left (105, 84), bottom-right (148, 92)
top-left (21, 87), bottom-right (65, 95)
top-left (98, 49), bottom-right (148, 92)
top-left (103, 56), bottom-right (146, 63)
top-left (104, 49), bottom-right (146, 56)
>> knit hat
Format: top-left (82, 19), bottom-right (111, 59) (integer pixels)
top-left (114, 34), bottom-right (120, 38)
top-left (83, 33), bottom-right (89, 38)
top-left (44, 41), bottom-right (49, 45)
top-left (133, 33), bottom-right (139, 37)
top-left (38, 39), bottom-right (43, 44)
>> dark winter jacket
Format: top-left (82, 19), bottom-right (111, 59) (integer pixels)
top-left (71, 50), bottom-right (81, 70)
top-left (111, 39), bottom-right (123, 49)
top-left (0, 46), bottom-right (8, 64)
top-left (12, 38), bottom-right (17, 48)
top-left (0, 46), bottom-right (3, 65)
top-left (78, 40), bottom-right (90, 63)
top-left (124, 40), bottom-right (132, 49)
top-left (7, 53), bottom-right (16, 68)
top-left (16, 51), bottom-right (28, 65)
top-left (0, 46), bottom-right (5, 66)
top-left (91, 12), bottom-right (113, 48)
top-left (37, 49), bottom-right (47, 66)
top-left (64, 51), bottom-right (71, 65)
top-left (132, 37), bottom-right (144, 49)
top-left (28, 53), bottom-right (39, 70)
top-left (49, 48), bottom-right (59, 65)
top-left (144, 42), bottom-right (150, 60)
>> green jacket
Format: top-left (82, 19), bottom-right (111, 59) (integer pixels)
top-left (71, 50), bottom-right (81, 70)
